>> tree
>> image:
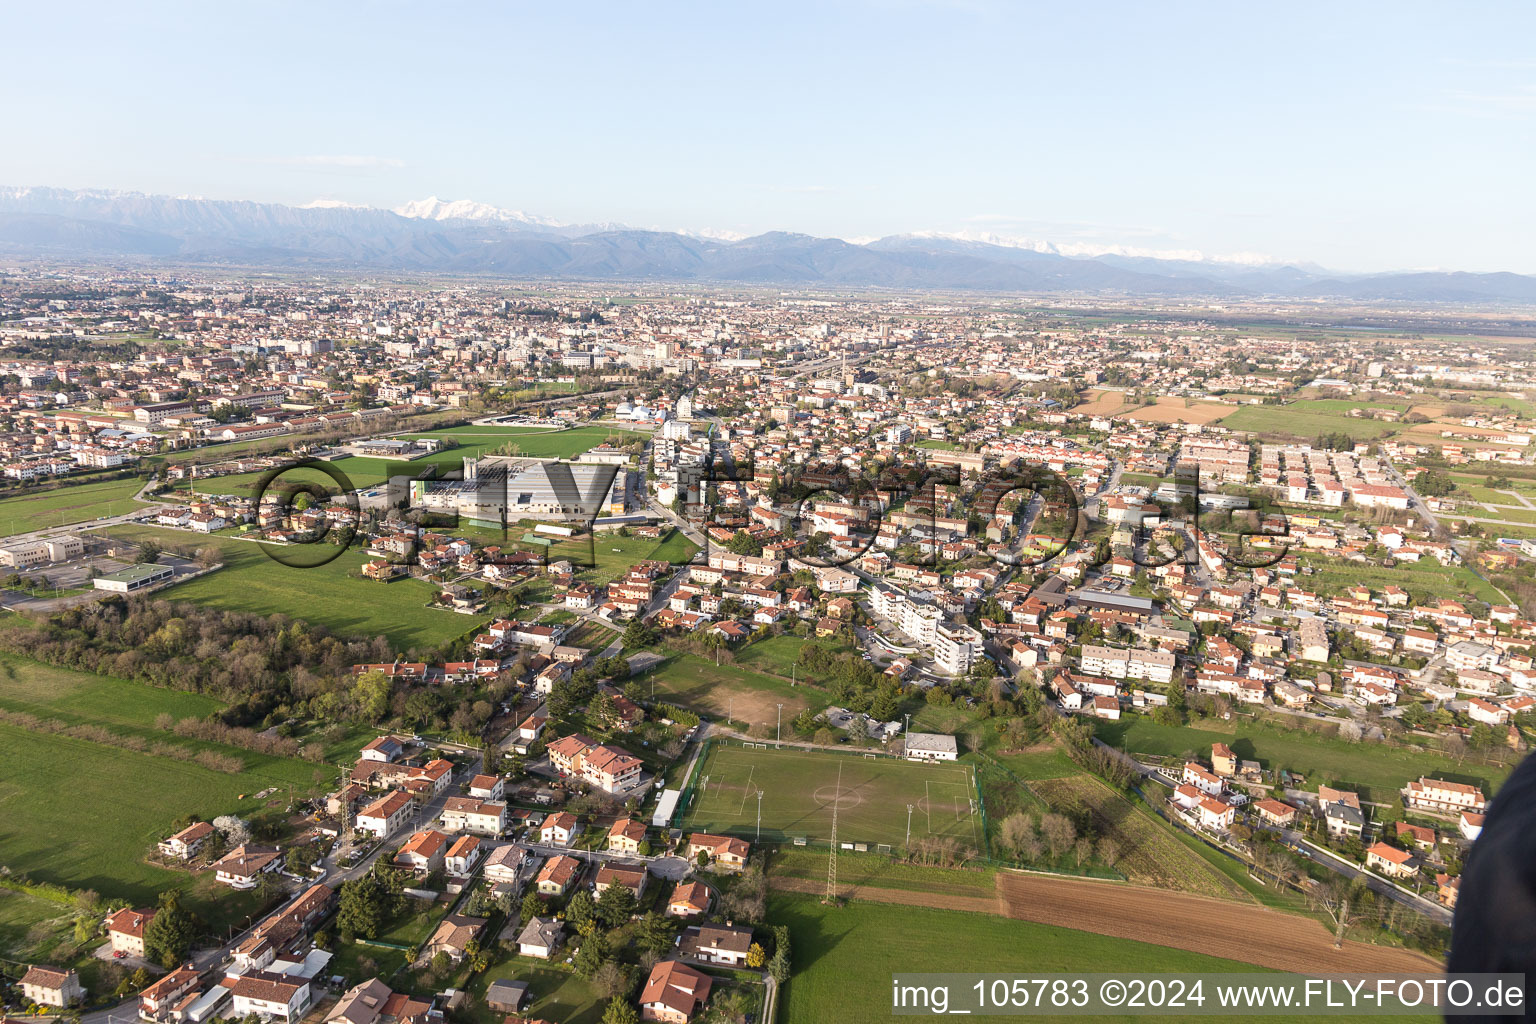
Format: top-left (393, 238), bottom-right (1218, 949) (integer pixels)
top-left (574, 934), bottom-right (608, 978)
top-left (621, 619), bottom-right (655, 649)
top-left (351, 670), bottom-right (394, 723)
top-left (520, 889), bottom-right (543, 924)
top-left (1309, 876), bottom-right (1366, 948)
top-left (637, 911), bottom-right (675, 956)
top-left (593, 961), bottom-right (630, 1000)
top-left (1096, 837), bottom-right (1121, 868)
top-left (138, 540), bottom-right (163, 564)
top-left (596, 880), bottom-right (637, 928)
top-left (336, 869), bottom-right (398, 941)
top-left (746, 942), bottom-right (767, 968)
top-left (1073, 836), bottom-right (1093, 868)
top-left (566, 889), bottom-right (598, 934)
top-left (1040, 813), bottom-right (1077, 860)
top-left (998, 812), bottom-right (1035, 860)
top-left (601, 998), bottom-right (639, 1024)
top-left (768, 942), bottom-right (791, 984)
top-left (142, 889), bottom-right (195, 968)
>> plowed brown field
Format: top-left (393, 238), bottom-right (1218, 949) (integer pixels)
top-left (996, 871), bottom-right (1441, 974)
top-left (771, 872), bottom-right (1443, 974)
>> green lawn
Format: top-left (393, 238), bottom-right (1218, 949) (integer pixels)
top-left (545, 528), bottom-right (697, 583)
top-left (680, 743), bottom-right (982, 849)
top-left (640, 650), bottom-right (831, 727)
top-left (466, 961), bottom-right (605, 1024)
top-left (0, 721), bottom-right (324, 908)
top-left (1220, 406), bottom-right (1399, 440)
top-left (0, 652), bottom-right (329, 785)
top-left (0, 476), bottom-right (150, 537)
top-left (770, 848), bottom-right (997, 895)
top-left (1096, 717), bottom-right (1509, 803)
top-left (734, 635), bottom-right (854, 678)
top-left (773, 895), bottom-right (1284, 1024)
top-left (398, 424), bottom-right (646, 461)
top-left (1298, 556), bottom-right (1506, 606)
top-left (104, 526), bottom-right (482, 651)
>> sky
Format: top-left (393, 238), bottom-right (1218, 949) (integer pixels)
top-left (3, 1), bottom-right (1535, 273)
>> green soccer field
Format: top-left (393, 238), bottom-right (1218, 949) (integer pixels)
top-left (680, 742), bottom-right (981, 851)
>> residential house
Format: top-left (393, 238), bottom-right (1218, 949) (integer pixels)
top-left (686, 833), bottom-right (750, 872)
top-left (213, 845), bottom-right (285, 889)
top-left (1404, 778), bottom-right (1487, 815)
top-left (394, 829), bottom-right (448, 874)
top-left (517, 917), bottom-right (564, 960)
top-left (421, 914), bottom-right (485, 962)
top-left (1366, 842), bottom-right (1418, 879)
top-left (666, 881), bottom-right (711, 919)
top-left (640, 960), bottom-right (713, 1024)
top-left (482, 843), bottom-right (528, 885)
top-left (677, 923), bottom-right (753, 966)
top-left (20, 967), bottom-right (83, 1008)
top-left (105, 907), bottom-right (153, 958)
top-left (608, 818), bottom-right (648, 854)
top-left (158, 821), bottom-right (215, 861)
top-left (594, 862), bottom-right (648, 900)
top-left (356, 791), bottom-right (415, 838)
top-left (440, 797), bottom-right (507, 836)
top-left (535, 854), bottom-right (581, 897)
top-left (539, 811), bottom-right (579, 846)
top-left (445, 835), bottom-right (482, 875)
top-left (229, 973), bottom-right (311, 1022)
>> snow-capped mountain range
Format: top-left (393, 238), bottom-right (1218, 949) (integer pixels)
top-left (1, 185), bottom-right (1534, 304)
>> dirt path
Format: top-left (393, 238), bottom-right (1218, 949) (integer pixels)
top-left (995, 871), bottom-right (1442, 975)
top-left (770, 872), bottom-right (1442, 975)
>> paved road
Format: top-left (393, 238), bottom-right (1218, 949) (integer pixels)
top-left (1126, 748), bottom-right (1453, 926)
top-left (1275, 826), bottom-right (1454, 927)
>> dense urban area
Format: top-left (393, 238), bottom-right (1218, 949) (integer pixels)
top-left (4, 266), bottom-right (1536, 1024)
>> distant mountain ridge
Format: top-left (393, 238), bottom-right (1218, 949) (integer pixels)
top-left (2, 185), bottom-right (1535, 304)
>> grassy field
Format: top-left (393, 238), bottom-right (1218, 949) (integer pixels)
top-left (0, 721), bottom-right (324, 907)
top-left (466, 961), bottom-right (604, 1024)
top-left (640, 650), bottom-right (830, 727)
top-left (680, 743), bottom-right (982, 850)
top-left (1096, 716), bottom-right (1509, 803)
top-left (0, 476), bottom-right (149, 537)
top-left (769, 847), bottom-right (997, 896)
top-left (1220, 405), bottom-right (1399, 440)
top-left (544, 527), bottom-right (697, 583)
top-left (0, 653), bottom-right (335, 912)
top-left (773, 895), bottom-right (1278, 1024)
top-left (0, 652), bottom-right (334, 783)
top-left (398, 424), bottom-right (645, 461)
top-left (1298, 556), bottom-right (1507, 606)
top-left (734, 635), bottom-right (854, 678)
top-left (103, 525), bottom-right (481, 650)
top-left (1031, 774), bottom-right (1247, 900)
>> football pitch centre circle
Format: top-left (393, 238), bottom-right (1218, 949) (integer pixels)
top-left (811, 784), bottom-right (864, 811)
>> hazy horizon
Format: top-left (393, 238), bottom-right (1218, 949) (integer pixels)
top-left (3, 2), bottom-right (1535, 273)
